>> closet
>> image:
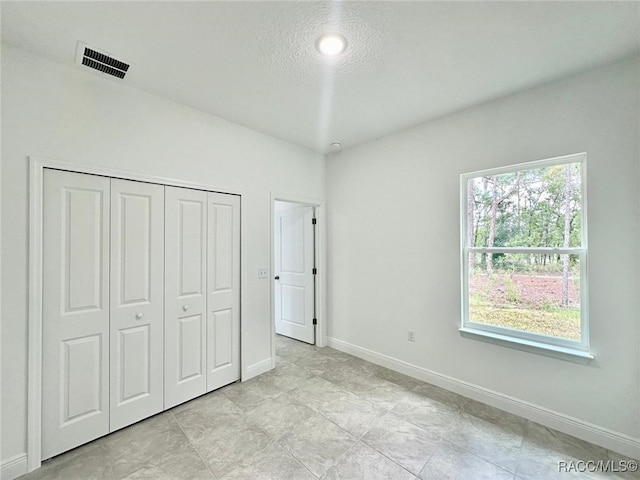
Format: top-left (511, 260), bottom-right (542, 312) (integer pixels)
top-left (41, 169), bottom-right (240, 460)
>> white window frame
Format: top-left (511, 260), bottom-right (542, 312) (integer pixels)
top-left (459, 152), bottom-right (592, 360)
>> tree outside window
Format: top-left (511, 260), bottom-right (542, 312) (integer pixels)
top-left (461, 153), bottom-right (589, 353)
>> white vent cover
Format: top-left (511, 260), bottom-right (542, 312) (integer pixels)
top-left (75, 42), bottom-right (129, 79)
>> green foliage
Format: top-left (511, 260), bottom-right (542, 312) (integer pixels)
top-left (503, 275), bottom-right (521, 303)
top-left (469, 162), bottom-right (582, 253)
top-left (466, 161), bottom-right (583, 339)
top-left (470, 304), bottom-right (580, 340)
top-left (469, 272), bottom-right (581, 340)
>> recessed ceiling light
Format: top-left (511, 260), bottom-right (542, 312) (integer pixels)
top-left (316, 33), bottom-right (347, 57)
top-left (331, 141), bottom-right (342, 149)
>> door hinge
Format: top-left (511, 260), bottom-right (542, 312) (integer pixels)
top-left (312, 267), bottom-right (317, 275)
top-left (313, 318), bottom-right (317, 325)
top-left (312, 218), bottom-right (317, 225)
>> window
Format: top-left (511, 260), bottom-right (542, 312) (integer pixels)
top-left (460, 153), bottom-right (590, 357)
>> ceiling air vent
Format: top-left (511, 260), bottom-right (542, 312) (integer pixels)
top-left (76, 42), bottom-right (129, 79)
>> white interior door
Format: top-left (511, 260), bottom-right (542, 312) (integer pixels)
top-left (207, 192), bottom-right (240, 391)
top-left (42, 169), bottom-right (110, 460)
top-left (109, 178), bottom-right (164, 431)
top-left (274, 205), bottom-right (315, 344)
top-left (164, 186), bottom-right (208, 408)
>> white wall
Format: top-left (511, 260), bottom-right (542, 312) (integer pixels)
top-left (0, 44), bottom-right (325, 464)
top-left (326, 56), bottom-right (640, 446)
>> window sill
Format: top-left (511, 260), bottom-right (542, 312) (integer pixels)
top-left (459, 327), bottom-right (595, 364)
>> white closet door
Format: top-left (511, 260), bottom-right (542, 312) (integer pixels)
top-left (164, 186), bottom-right (208, 408)
top-left (207, 192), bottom-right (240, 391)
top-left (42, 169), bottom-right (110, 460)
top-left (109, 178), bottom-right (164, 431)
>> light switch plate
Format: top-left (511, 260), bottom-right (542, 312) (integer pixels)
top-left (258, 268), bottom-right (268, 279)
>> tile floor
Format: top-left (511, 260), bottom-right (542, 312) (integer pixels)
top-left (22, 335), bottom-right (639, 479)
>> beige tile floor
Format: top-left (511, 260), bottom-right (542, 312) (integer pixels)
top-left (22, 335), bottom-right (639, 479)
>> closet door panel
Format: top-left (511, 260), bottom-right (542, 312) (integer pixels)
top-left (42, 169), bottom-right (110, 460)
top-left (207, 193), bottom-right (240, 391)
top-left (209, 309), bottom-right (232, 367)
top-left (164, 186), bottom-right (207, 408)
top-left (109, 178), bottom-right (164, 431)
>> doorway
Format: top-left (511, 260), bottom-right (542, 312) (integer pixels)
top-left (274, 200), bottom-right (316, 344)
top-left (271, 195), bottom-right (325, 366)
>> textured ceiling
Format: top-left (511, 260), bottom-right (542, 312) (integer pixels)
top-left (2, 1), bottom-right (639, 153)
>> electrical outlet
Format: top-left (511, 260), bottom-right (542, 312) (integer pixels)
top-left (258, 268), bottom-right (268, 279)
top-left (408, 330), bottom-right (415, 342)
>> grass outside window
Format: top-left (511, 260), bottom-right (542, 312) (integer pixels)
top-left (460, 153), bottom-right (589, 354)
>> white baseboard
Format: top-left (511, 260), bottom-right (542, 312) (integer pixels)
top-left (1, 454), bottom-right (27, 480)
top-left (244, 358), bottom-right (273, 381)
top-left (327, 336), bottom-right (640, 460)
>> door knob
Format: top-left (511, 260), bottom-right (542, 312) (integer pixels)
top-left (183, 305), bottom-right (190, 312)
top-left (135, 312), bottom-right (144, 319)
top-left (274, 276), bottom-right (280, 280)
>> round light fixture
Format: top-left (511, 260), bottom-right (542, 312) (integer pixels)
top-left (316, 33), bottom-right (347, 56)
top-left (330, 141), bottom-right (342, 149)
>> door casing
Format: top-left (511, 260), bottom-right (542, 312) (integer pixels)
top-left (270, 194), bottom-right (326, 367)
